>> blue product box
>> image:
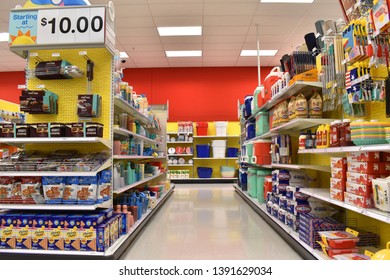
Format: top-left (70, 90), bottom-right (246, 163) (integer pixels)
top-left (16, 214), bottom-right (35, 250)
top-left (97, 208), bottom-right (114, 221)
top-left (81, 213), bottom-right (105, 229)
top-left (65, 215), bottom-right (83, 229)
top-left (0, 213), bottom-right (17, 249)
top-left (32, 214), bottom-right (51, 250)
top-left (97, 221), bottom-right (110, 252)
top-left (63, 227), bottom-right (80, 251)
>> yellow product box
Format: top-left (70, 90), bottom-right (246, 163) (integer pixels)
top-left (79, 227), bottom-right (97, 251)
top-left (1, 213), bottom-right (18, 249)
top-left (47, 226), bottom-right (64, 251)
top-left (63, 227), bottom-right (80, 251)
top-left (289, 69), bottom-right (318, 85)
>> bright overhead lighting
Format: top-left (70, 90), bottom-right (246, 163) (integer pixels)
top-left (0, 33), bottom-right (9, 42)
top-left (260, 0), bottom-right (314, 3)
top-left (166, 51), bottom-right (202, 57)
top-left (240, 50), bottom-right (278, 56)
top-left (119, 52), bottom-right (129, 58)
top-left (158, 26), bottom-right (202, 36)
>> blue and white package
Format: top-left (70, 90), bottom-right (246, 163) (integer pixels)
top-left (98, 170), bottom-right (112, 203)
top-left (77, 176), bottom-right (98, 205)
top-left (63, 177), bottom-right (78, 204)
top-left (42, 176), bottom-right (65, 204)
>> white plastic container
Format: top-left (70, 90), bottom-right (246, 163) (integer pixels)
top-left (212, 146), bottom-right (226, 158)
top-left (215, 121), bottom-right (228, 136)
top-left (212, 140), bottom-right (227, 146)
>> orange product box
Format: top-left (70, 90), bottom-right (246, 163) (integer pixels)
top-left (331, 168), bottom-right (346, 180)
top-left (347, 161), bottom-right (380, 174)
top-left (79, 228), bottom-right (97, 252)
top-left (289, 69), bottom-right (318, 85)
top-left (381, 152), bottom-right (390, 162)
top-left (331, 157), bottom-right (347, 170)
top-left (330, 188), bottom-right (344, 201)
top-left (344, 192), bottom-right (374, 208)
top-left (346, 172), bottom-right (377, 187)
top-left (330, 178), bottom-right (346, 191)
top-left (0, 213), bottom-right (17, 249)
top-left (347, 152), bottom-right (380, 162)
top-left (380, 162), bottom-right (390, 176)
top-left (346, 181), bottom-right (373, 198)
top-left (63, 228), bottom-right (80, 251)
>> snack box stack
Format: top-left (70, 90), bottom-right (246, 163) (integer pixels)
top-left (0, 209), bottom-right (126, 252)
top-left (266, 170), bottom-right (311, 231)
top-left (317, 230), bottom-right (361, 258)
top-left (298, 213), bottom-right (345, 249)
top-left (330, 157), bottom-right (347, 202)
top-left (345, 152), bottom-right (390, 208)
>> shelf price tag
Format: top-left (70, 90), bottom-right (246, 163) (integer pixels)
top-left (37, 7), bottom-right (105, 45)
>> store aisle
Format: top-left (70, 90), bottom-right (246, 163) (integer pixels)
top-left (120, 184), bottom-right (302, 260)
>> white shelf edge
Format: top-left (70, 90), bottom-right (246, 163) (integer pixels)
top-left (113, 155), bottom-right (166, 160)
top-left (234, 185), bottom-right (330, 260)
top-left (0, 200), bottom-right (111, 211)
top-left (167, 142), bottom-right (194, 144)
top-left (113, 128), bottom-right (160, 145)
top-left (113, 96), bottom-right (151, 126)
top-left (168, 164), bottom-right (193, 167)
top-left (168, 154), bottom-right (193, 157)
top-left (300, 188), bottom-right (390, 224)
top-left (113, 172), bottom-right (166, 194)
top-left (0, 159), bottom-right (112, 177)
top-left (167, 132), bottom-right (193, 135)
top-left (0, 137), bottom-right (111, 148)
top-left (298, 144), bottom-right (390, 154)
top-left (239, 162), bottom-right (330, 172)
top-left (193, 135), bottom-right (240, 138)
top-left (193, 157), bottom-right (237, 160)
top-left (171, 178), bottom-right (237, 180)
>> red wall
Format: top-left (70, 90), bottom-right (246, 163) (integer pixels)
top-left (123, 67), bottom-right (272, 122)
top-left (0, 72), bottom-right (26, 104)
top-left (0, 67), bottom-right (273, 121)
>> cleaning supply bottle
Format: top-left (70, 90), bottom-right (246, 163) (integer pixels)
top-left (127, 162), bottom-right (132, 185)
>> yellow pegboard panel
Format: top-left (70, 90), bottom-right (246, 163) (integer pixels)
top-left (25, 48), bottom-right (113, 153)
top-left (0, 100), bottom-right (20, 112)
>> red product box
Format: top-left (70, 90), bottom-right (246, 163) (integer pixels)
top-left (347, 152), bottom-right (380, 162)
top-left (346, 172), bottom-right (376, 187)
top-left (326, 247), bottom-right (359, 258)
top-left (331, 168), bottom-right (346, 180)
top-left (347, 161), bottom-right (380, 174)
top-left (331, 157), bottom-right (347, 170)
top-left (346, 181), bottom-right (373, 198)
top-left (381, 152), bottom-right (390, 162)
top-left (380, 162), bottom-right (390, 176)
top-left (330, 188), bottom-right (344, 202)
top-left (344, 192), bottom-right (374, 208)
top-left (330, 178), bottom-right (346, 191)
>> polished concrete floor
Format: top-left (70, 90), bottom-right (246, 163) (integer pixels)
top-left (119, 184), bottom-right (303, 260)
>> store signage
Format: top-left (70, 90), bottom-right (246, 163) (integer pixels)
top-left (9, 7), bottom-right (105, 46)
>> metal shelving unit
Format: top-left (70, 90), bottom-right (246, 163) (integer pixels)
top-left (113, 172), bottom-right (166, 195)
top-left (113, 155), bottom-right (166, 160)
top-left (0, 200), bottom-right (111, 211)
top-left (298, 144), bottom-right (390, 154)
top-left (0, 137), bottom-right (111, 148)
top-left (114, 127), bottom-right (160, 145)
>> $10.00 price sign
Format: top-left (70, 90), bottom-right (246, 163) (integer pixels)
top-left (37, 7), bottom-right (105, 45)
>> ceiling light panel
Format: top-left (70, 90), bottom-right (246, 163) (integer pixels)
top-left (158, 26), bottom-right (202, 36)
top-left (166, 50), bottom-right (202, 57)
top-left (260, 0), bottom-right (314, 3)
top-left (0, 33), bottom-right (9, 42)
top-left (240, 50), bottom-right (278, 56)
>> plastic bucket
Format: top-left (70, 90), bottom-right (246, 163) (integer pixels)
top-left (244, 96), bottom-right (253, 119)
top-left (212, 140), bottom-right (227, 146)
top-left (244, 143), bottom-right (254, 162)
top-left (196, 144), bottom-right (210, 158)
top-left (239, 169), bottom-right (248, 191)
top-left (220, 166), bottom-right (235, 178)
top-left (248, 168), bottom-right (258, 198)
top-left (197, 167), bottom-right (213, 178)
top-left (264, 176), bottom-right (273, 201)
top-left (251, 140), bottom-right (272, 165)
top-left (246, 121), bottom-right (256, 140)
top-left (196, 122), bottom-right (208, 136)
top-left (227, 147), bottom-right (238, 157)
top-left (257, 170), bottom-right (272, 204)
top-left (215, 121), bottom-right (228, 136)
top-left (212, 145), bottom-right (226, 158)
top-left (264, 67), bottom-right (283, 102)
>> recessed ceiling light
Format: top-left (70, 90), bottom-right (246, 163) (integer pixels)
top-left (240, 50), bottom-right (278, 56)
top-left (0, 33), bottom-right (9, 42)
top-left (260, 0), bottom-right (314, 3)
top-left (158, 26), bottom-right (202, 36)
top-left (119, 52), bottom-right (129, 58)
top-left (166, 51), bottom-right (202, 57)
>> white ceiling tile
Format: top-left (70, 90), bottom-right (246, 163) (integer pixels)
top-left (203, 43), bottom-right (243, 51)
top-left (148, 0), bottom-right (203, 3)
top-left (247, 25), bottom-right (297, 35)
top-left (203, 50), bottom-right (240, 57)
top-left (114, 4), bottom-right (151, 18)
top-left (204, 15), bottom-right (252, 26)
top-left (153, 16), bottom-right (202, 27)
top-left (251, 15), bottom-right (302, 26)
top-left (305, 3), bottom-right (344, 17)
top-left (115, 17), bottom-right (155, 28)
top-left (122, 44), bottom-right (164, 52)
top-left (169, 62), bottom-right (203, 67)
top-left (204, 3), bottom-right (258, 16)
top-left (203, 35), bottom-right (246, 44)
top-left (203, 26), bottom-right (250, 36)
top-left (130, 51), bottom-right (166, 58)
top-left (131, 57), bottom-right (168, 63)
top-left (116, 27), bottom-right (158, 37)
top-left (203, 61), bottom-right (239, 67)
top-left (160, 36), bottom-right (202, 45)
top-left (92, 0), bottom-right (148, 4)
top-left (148, 3), bottom-right (203, 17)
top-left (118, 36), bottom-right (161, 45)
top-left (134, 62), bottom-right (170, 68)
top-left (163, 43), bottom-right (202, 51)
top-left (203, 56), bottom-right (237, 63)
top-left (246, 34), bottom-right (288, 44)
top-left (257, 3), bottom-right (311, 16)
top-left (236, 61), bottom-right (257, 66)
top-left (168, 57), bottom-right (202, 63)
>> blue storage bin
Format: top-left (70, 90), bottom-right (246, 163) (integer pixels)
top-left (196, 144), bottom-right (210, 158)
top-left (244, 96), bottom-right (253, 119)
top-left (246, 121), bottom-right (256, 140)
top-left (227, 147), bottom-right (238, 157)
top-left (197, 167), bottom-right (213, 178)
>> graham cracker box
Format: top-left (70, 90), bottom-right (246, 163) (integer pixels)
top-left (31, 214), bottom-right (50, 250)
top-left (63, 215), bottom-right (82, 251)
top-left (79, 227), bottom-right (97, 251)
top-left (16, 214), bottom-right (34, 250)
top-left (97, 221), bottom-right (110, 252)
top-left (0, 213), bottom-right (17, 249)
top-left (47, 215), bottom-right (66, 251)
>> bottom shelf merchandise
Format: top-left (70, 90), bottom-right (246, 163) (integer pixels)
top-left (167, 170), bottom-right (190, 179)
top-left (0, 185), bottom-right (173, 258)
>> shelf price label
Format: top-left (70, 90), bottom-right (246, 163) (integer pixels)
top-left (37, 7), bottom-right (105, 45)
